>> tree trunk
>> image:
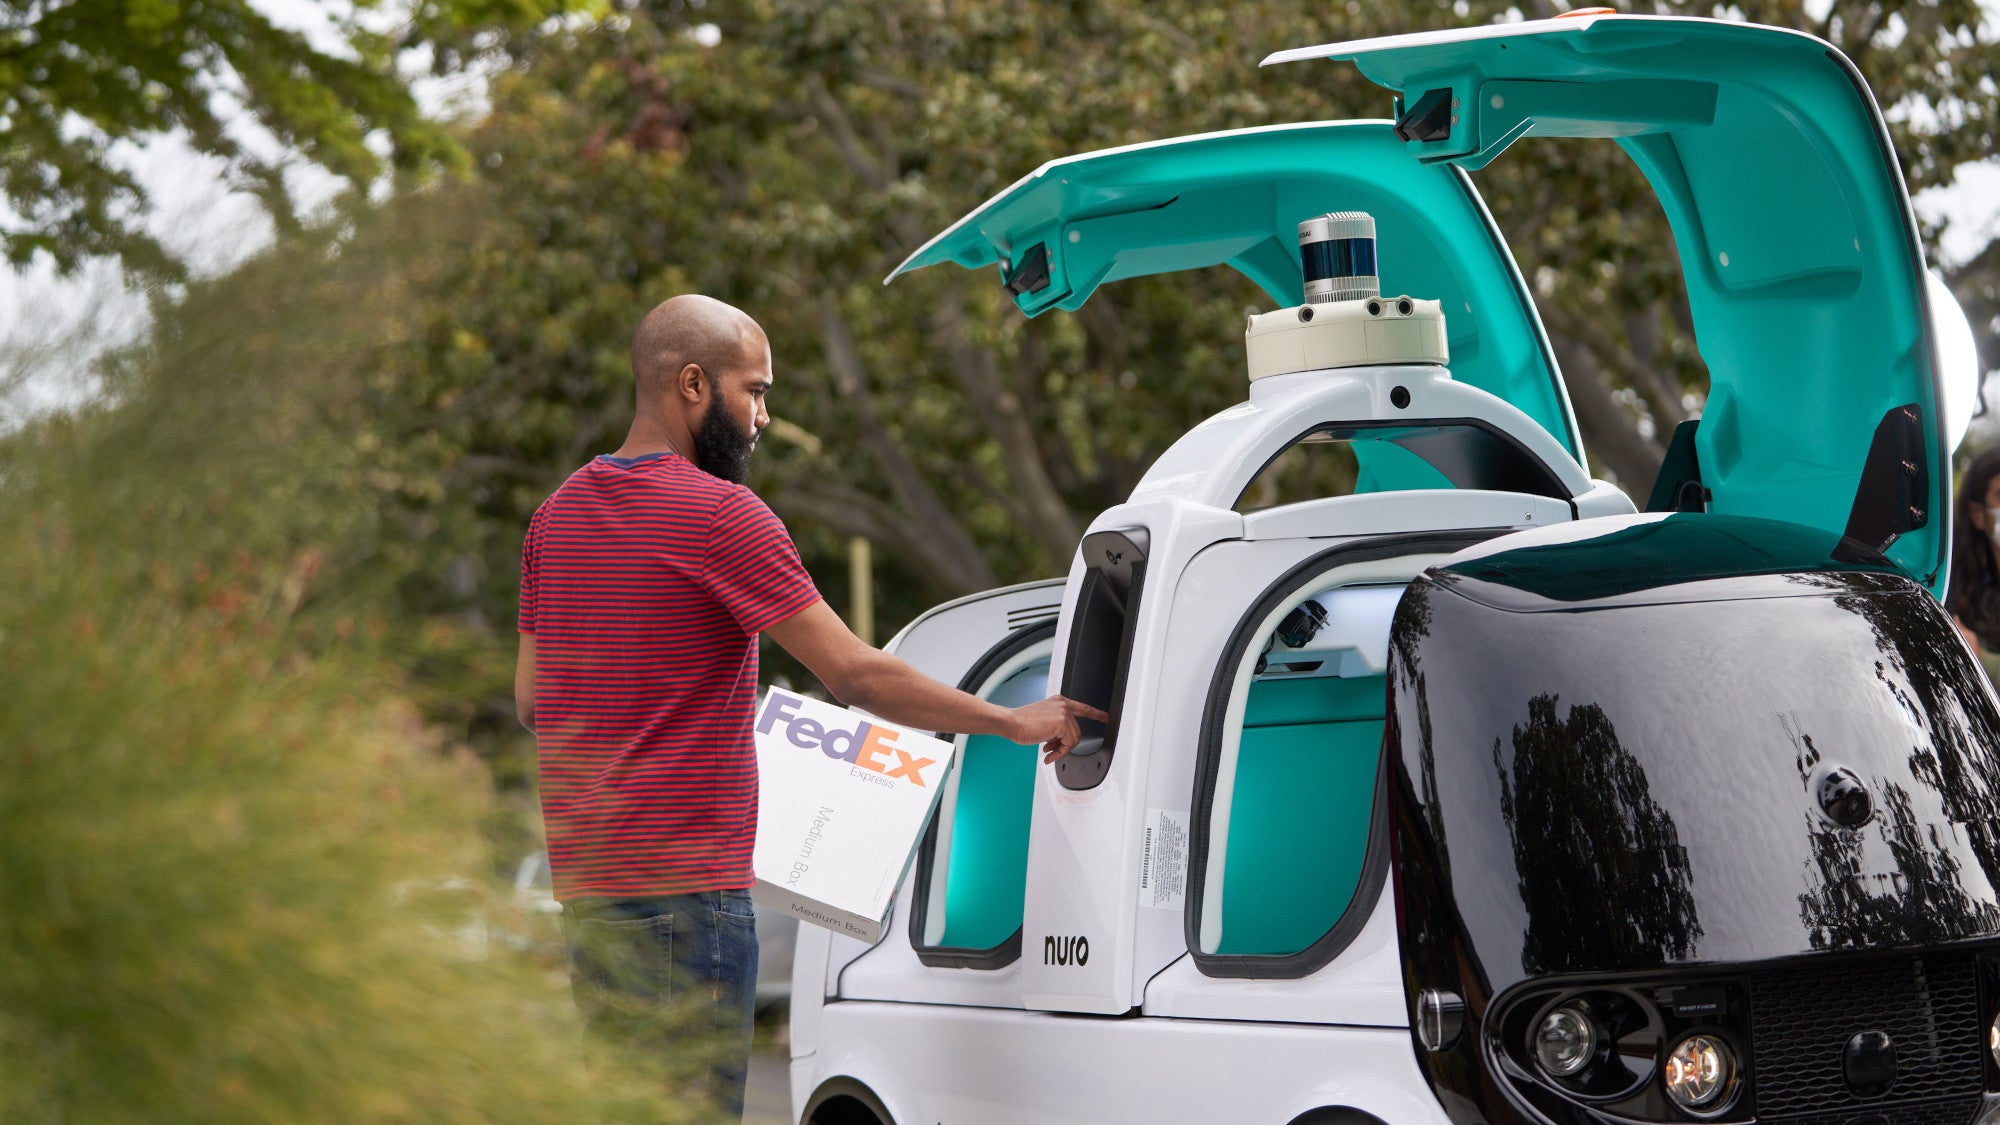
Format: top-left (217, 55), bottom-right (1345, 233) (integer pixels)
top-left (1547, 332), bottom-right (1668, 495)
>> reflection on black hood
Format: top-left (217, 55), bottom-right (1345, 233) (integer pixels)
top-left (1389, 514), bottom-right (2000, 1000)
top-left (1492, 692), bottom-right (1702, 976)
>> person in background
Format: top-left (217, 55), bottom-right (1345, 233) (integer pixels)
top-left (514, 294), bottom-right (1103, 1119)
top-left (1949, 447), bottom-right (2000, 674)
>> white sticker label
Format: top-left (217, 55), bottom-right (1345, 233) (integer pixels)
top-left (1138, 807), bottom-right (1190, 910)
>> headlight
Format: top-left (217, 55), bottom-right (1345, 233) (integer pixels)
top-left (1664, 1034), bottom-right (1735, 1110)
top-left (1534, 1003), bottom-right (1598, 1078)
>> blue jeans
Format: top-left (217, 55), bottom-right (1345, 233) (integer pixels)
top-left (562, 890), bottom-right (759, 1120)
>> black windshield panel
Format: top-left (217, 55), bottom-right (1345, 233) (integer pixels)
top-left (1390, 567), bottom-right (2000, 995)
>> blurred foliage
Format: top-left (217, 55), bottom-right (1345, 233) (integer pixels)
top-left (0, 204), bottom-right (719, 1122)
top-left (0, 0), bottom-right (598, 279)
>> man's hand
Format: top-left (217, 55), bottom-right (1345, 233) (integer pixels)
top-left (1008, 696), bottom-right (1110, 764)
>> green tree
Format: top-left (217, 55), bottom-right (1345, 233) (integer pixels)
top-left (0, 0), bottom-right (586, 278)
top-left (365, 1), bottom-right (1423, 642)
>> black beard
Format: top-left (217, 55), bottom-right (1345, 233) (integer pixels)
top-left (693, 403), bottom-right (756, 485)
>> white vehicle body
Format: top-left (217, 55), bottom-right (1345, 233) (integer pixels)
top-left (788, 360), bottom-right (1632, 1124)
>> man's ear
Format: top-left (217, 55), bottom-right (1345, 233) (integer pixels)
top-left (676, 362), bottom-right (707, 404)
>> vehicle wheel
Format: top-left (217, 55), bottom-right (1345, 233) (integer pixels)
top-left (802, 1077), bottom-right (895, 1125)
top-left (1285, 1110), bottom-right (1389, 1125)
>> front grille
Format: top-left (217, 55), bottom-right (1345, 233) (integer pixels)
top-left (1749, 952), bottom-right (1982, 1120)
top-left (1761, 1095), bottom-right (1982, 1125)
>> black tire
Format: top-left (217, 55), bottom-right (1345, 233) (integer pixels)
top-left (1285, 1110), bottom-right (1390, 1125)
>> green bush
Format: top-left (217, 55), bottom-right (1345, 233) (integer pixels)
top-left (0, 208), bottom-right (713, 1124)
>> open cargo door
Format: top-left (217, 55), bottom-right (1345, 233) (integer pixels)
top-left (889, 120), bottom-right (1584, 467)
top-left (1269, 13), bottom-right (1965, 594)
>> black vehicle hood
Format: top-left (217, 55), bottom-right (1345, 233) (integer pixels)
top-left (1387, 516), bottom-right (2000, 997)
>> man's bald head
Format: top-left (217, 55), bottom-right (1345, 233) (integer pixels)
top-left (621, 294), bottom-right (774, 484)
top-left (630, 294), bottom-right (765, 402)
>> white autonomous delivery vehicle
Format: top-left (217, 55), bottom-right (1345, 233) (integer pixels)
top-left (787, 15), bottom-right (1999, 1125)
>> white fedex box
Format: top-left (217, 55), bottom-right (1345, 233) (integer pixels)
top-left (751, 688), bottom-right (956, 942)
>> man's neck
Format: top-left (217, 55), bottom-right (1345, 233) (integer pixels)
top-left (613, 416), bottom-right (693, 462)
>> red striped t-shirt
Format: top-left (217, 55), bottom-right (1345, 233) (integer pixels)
top-left (519, 451), bottom-right (820, 899)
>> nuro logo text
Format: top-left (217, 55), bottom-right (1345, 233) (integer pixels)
top-left (1044, 934), bottom-right (1089, 966)
top-left (757, 691), bottom-right (939, 787)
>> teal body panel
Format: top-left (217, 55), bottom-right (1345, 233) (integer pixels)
top-left (1284, 16), bottom-right (1948, 594)
top-left (1215, 673), bottom-right (1384, 956)
top-left (890, 121), bottom-right (1580, 463)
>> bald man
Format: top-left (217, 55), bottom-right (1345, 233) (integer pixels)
top-left (514, 294), bottom-right (1101, 1118)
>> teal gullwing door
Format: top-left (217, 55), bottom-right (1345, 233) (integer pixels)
top-left (888, 121), bottom-right (1583, 465)
top-left (1269, 14), bottom-right (1953, 594)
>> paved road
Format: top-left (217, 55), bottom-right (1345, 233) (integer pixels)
top-left (745, 1047), bottom-right (791, 1124)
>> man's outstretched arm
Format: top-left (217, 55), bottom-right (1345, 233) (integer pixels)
top-left (763, 600), bottom-right (1105, 763)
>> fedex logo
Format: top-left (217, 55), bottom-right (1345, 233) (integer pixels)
top-left (756, 691), bottom-right (940, 787)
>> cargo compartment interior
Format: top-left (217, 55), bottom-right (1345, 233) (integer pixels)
top-left (916, 634), bottom-right (1052, 959)
top-left (1217, 674), bottom-right (1384, 955)
top-left (1202, 581), bottom-right (1404, 958)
